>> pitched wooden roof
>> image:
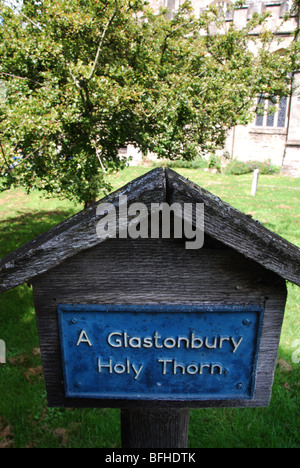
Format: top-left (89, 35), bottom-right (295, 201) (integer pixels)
top-left (0, 167), bottom-right (299, 292)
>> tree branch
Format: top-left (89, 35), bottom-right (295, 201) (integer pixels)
top-left (19, 11), bottom-right (43, 31)
top-left (66, 64), bottom-right (81, 90)
top-left (0, 71), bottom-right (44, 87)
top-left (95, 145), bottom-right (106, 172)
top-left (0, 139), bottom-right (10, 171)
top-left (9, 145), bottom-right (45, 172)
top-left (87, 9), bottom-right (118, 81)
top-left (2, 2), bottom-right (42, 30)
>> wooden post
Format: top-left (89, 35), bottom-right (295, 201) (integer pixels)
top-left (0, 339), bottom-right (5, 364)
top-left (121, 408), bottom-right (190, 448)
top-left (251, 169), bottom-right (260, 196)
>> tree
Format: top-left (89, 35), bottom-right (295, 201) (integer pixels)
top-left (0, 0), bottom-right (298, 205)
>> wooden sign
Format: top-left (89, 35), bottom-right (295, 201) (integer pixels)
top-left (58, 304), bottom-right (263, 401)
top-left (0, 168), bottom-right (299, 447)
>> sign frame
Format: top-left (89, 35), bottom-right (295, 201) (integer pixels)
top-left (58, 304), bottom-right (264, 402)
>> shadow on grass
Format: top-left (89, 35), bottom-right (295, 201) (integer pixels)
top-left (0, 209), bottom-right (76, 259)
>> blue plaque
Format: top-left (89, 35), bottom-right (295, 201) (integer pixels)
top-left (58, 304), bottom-right (263, 401)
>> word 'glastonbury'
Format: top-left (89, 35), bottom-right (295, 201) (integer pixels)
top-left (107, 331), bottom-right (244, 354)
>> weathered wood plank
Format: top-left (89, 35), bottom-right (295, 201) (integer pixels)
top-left (166, 168), bottom-right (300, 286)
top-left (121, 408), bottom-right (190, 448)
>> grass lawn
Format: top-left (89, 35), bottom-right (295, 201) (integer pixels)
top-left (0, 166), bottom-right (299, 448)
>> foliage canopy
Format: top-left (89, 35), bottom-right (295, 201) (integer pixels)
top-left (0, 0), bottom-right (298, 204)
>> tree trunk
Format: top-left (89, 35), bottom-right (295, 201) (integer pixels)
top-left (84, 199), bottom-right (96, 209)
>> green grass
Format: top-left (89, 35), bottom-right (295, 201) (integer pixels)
top-left (0, 166), bottom-right (299, 448)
